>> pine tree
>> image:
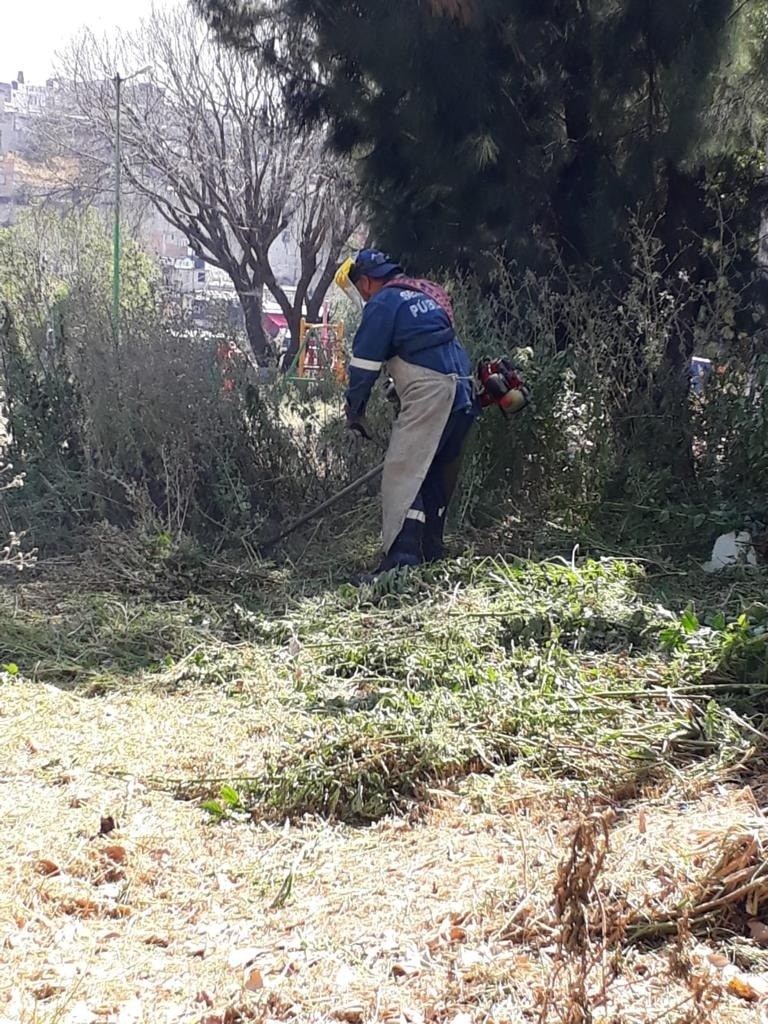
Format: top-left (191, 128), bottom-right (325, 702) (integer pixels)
top-left (198, 0), bottom-right (768, 484)
top-left (199, 0), bottom-right (756, 276)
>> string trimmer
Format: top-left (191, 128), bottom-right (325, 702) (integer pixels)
top-left (257, 461), bottom-right (385, 554)
top-left (257, 353), bottom-right (530, 556)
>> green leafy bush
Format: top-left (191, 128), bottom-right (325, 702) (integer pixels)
top-left (450, 219), bottom-right (765, 538)
top-left (2, 208), bottom-right (766, 554)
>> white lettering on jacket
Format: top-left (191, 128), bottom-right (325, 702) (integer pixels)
top-left (408, 298), bottom-right (438, 317)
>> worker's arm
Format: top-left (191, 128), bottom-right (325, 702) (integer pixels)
top-left (345, 294), bottom-right (397, 418)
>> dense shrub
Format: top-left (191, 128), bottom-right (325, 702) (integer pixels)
top-left (0, 209), bottom-right (382, 550)
top-left (1, 209), bottom-right (766, 555)
top-left (0, 301), bottom-right (391, 548)
top-left (451, 220), bottom-right (766, 537)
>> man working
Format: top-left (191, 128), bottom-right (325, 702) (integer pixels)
top-left (334, 248), bottom-right (480, 575)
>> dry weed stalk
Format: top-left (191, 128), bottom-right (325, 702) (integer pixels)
top-left (624, 812), bottom-right (768, 941)
top-left (1, 459), bottom-right (36, 571)
top-left (539, 807), bottom-right (616, 1024)
top-left (667, 916), bottom-right (724, 1023)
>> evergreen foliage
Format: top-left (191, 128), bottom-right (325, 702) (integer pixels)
top-left (195, 0), bottom-right (768, 487)
top-left (197, 0), bottom-right (767, 277)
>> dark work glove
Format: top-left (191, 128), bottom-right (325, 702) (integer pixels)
top-left (345, 403), bottom-right (373, 440)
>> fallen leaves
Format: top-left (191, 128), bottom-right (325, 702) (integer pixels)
top-left (96, 847), bottom-right (128, 884)
top-left (31, 981), bottom-right (63, 1001)
top-left (330, 1007), bottom-right (365, 1023)
top-left (682, 941), bottom-right (768, 1007)
top-left (391, 946), bottom-right (425, 979)
top-left (244, 967), bottom-right (264, 992)
top-left (98, 815), bottom-right (117, 836)
top-left (6, 704), bottom-right (768, 1024)
top-left (102, 844), bottom-right (127, 864)
top-left (48, 896), bottom-right (133, 920)
top-left (31, 841), bottom-right (128, 892)
top-left (725, 967), bottom-right (768, 1002)
top-left (424, 914), bottom-right (470, 953)
top-left (34, 858), bottom-right (61, 876)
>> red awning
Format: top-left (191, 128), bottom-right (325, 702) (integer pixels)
top-left (263, 313), bottom-right (288, 336)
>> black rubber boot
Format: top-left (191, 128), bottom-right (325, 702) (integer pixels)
top-left (349, 516), bottom-right (422, 586)
top-left (422, 454), bottom-right (464, 562)
top-left (382, 512), bottom-right (423, 568)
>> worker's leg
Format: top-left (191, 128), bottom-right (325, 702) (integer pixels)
top-left (422, 410), bottom-right (475, 562)
top-left (377, 411), bottom-right (474, 574)
top-left (378, 496), bottom-right (425, 570)
top-left (419, 464), bottom-right (446, 563)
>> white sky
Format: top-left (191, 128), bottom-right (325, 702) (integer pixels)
top-left (1, 0), bottom-right (171, 83)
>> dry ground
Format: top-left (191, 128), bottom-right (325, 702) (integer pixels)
top-left (1, 677), bottom-right (768, 1024)
top-left (2, 555), bottom-right (768, 1024)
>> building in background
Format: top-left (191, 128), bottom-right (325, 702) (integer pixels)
top-left (143, 207), bottom-right (190, 262)
top-left (0, 151), bottom-right (71, 226)
top-left (0, 71), bottom-right (76, 224)
top-left (0, 69), bottom-right (320, 346)
top-left (0, 154), bottom-right (16, 225)
top-left (0, 71), bottom-right (58, 157)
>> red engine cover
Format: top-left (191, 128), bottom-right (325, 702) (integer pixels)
top-left (477, 358), bottom-right (525, 408)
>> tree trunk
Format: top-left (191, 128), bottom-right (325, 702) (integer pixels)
top-left (306, 289), bottom-right (325, 325)
top-left (657, 162), bottom-right (708, 483)
top-left (238, 288), bottom-right (271, 364)
top-left (284, 290), bottom-right (327, 371)
top-left (550, 0), bottom-right (604, 268)
top-left (282, 307), bottom-right (303, 370)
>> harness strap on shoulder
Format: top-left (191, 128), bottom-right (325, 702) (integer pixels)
top-left (382, 275), bottom-right (455, 326)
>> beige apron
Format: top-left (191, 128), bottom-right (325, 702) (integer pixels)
top-left (381, 355), bottom-right (457, 554)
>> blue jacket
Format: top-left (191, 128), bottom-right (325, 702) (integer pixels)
top-left (345, 285), bottom-right (479, 417)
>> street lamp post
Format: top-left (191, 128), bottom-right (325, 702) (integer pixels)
top-left (112, 72), bottom-right (122, 340)
top-left (112, 66), bottom-right (151, 342)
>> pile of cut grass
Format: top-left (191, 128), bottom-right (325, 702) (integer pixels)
top-left (3, 550), bottom-right (766, 824)
top-left (204, 556), bottom-right (768, 822)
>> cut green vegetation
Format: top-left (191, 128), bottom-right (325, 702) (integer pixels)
top-left (3, 547), bottom-right (768, 1024)
top-left (3, 553), bottom-right (766, 822)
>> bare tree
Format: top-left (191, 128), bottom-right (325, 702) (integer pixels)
top-left (55, 3), bottom-right (362, 362)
